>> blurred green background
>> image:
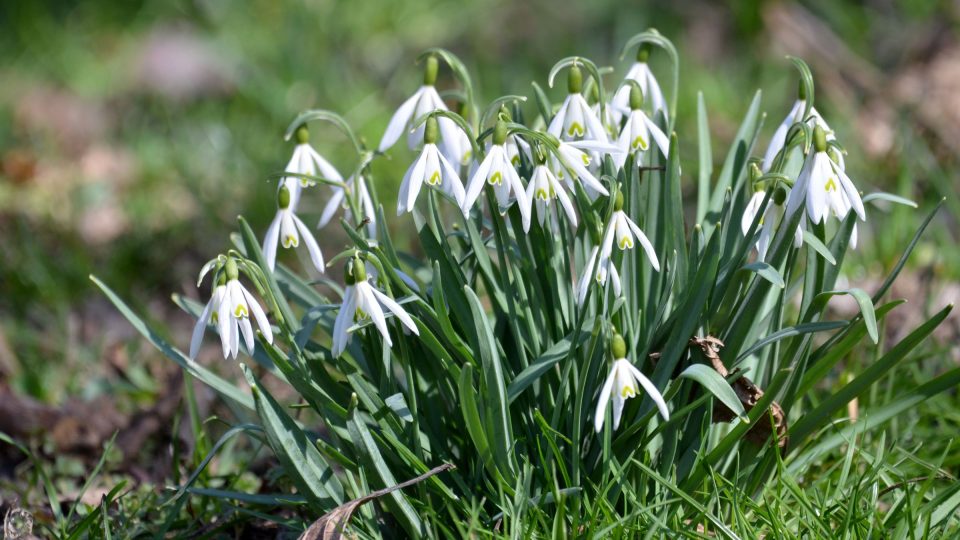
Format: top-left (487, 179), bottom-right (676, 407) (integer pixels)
top-left (1, 0), bottom-right (958, 405)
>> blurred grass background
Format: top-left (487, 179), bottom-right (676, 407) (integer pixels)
top-left (0, 0), bottom-right (957, 409)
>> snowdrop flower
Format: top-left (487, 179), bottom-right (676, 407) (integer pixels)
top-left (217, 258), bottom-right (274, 360)
top-left (611, 45), bottom-right (667, 124)
top-left (378, 55), bottom-right (462, 155)
top-left (397, 116), bottom-right (466, 215)
top-left (761, 82), bottom-right (842, 172)
top-left (594, 333), bottom-right (669, 433)
top-left (614, 85), bottom-right (670, 168)
top-left (598, 193), bottom-right (660, 276)
top-left (462, 121), bottom-right (531, 230)
top-left (548, 65), bottom-right (608, 143)
top-left (189, 279), bottom-right (226, 360)
top-left (283, 125), bottom-right (344, 209)
top-left (318, 173), bottom-right (376, 237)
top-left (525, 156), bottom-right (578, 230)
top-left (785, 125), bottom-right (865, 243)
top-left (331, 258), bottom-right (420, 357)
top-left (554, 140), bottom-right (613, 197)
top-left (262, 185), bottom-right (325, 273)
top-left (741, 186), bottom-right (787, 262)
top-left (576, 244), bottom-right (621, 305)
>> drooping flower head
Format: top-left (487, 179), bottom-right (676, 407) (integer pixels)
top-left (611, 44), bottom-right (667, 124)
top-left (525, 145), bottom-right (578, 231)
top-left (190, 257), bottom-right (274, 360)
top-left (595, 332), bottom-right (669, 433)
top-left (318, 173), bottom-right (377, 238)
top-left (378, 54), bottom-right (464, 160)
top-left (548, 64), bottom-right (608, 143)
top-left (262, 185), bottom-right (325, 273)
top-left (397, 116), bottom-right (466, 215)
top-left (597, 192), bottom-right (660, 278)
top-left (462, 120), bottom-right (531, 231)
top-left (614, 84), bottom-right (670, 168)
top-left (331, 257), bottom-right (420, 357)
top-left (785, 125), bottom-right (866, 239)
top-left (282, 125), bottom-right (343, 209)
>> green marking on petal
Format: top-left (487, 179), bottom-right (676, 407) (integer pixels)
top-left (632, 135), bottom-right (648, 151)
top-left (535, 188), bottom-right (549, 201)
top-left (233, 304), bottom-right (249, 319)
top-left (581, 153), bottom-right (590, 165)
top-left (428, 170), bottom-right (442, 186)
top-left (488, 171), bottom-right (503, 186)
top-left (825, 177), bottom-right (838, 192)
top-left (620, 384), bottom-right (636, 398)
top-left (511, 155), bottom-right (521, 166)
top-left (567, 122), bottom-right (585, 137)
top-left (618, 236), bottom-right (634, 250)
top-left (282, 234), bottom-right (298, 248)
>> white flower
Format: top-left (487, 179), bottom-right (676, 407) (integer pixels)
top-left (397, 116), bottom-right (466, 215)
top-left (462, 123), bottom-right (531, 230)
top-left (594, 334), bottom-right (669, 433)
top-left (189, 283), bottom-right (225, 360)
top-left (283, 126), bottom-right (343, 209)
top-left (525, 163), bottom-right (577, 230)
top-left (785, 126), bottom-right (865, 239)
top-left (576, 246), bottom-right (621, 305)
top-left (331, 262), bottom-right (420, 357)
top-left (378, 79), bottom-right (465, 158)
top-left (598, 205), bottom-right (660, 275)
top-left (555, 140), bottom-right (614, 197)
top-left (615, 107), bottom-right (670, 168)
top-left (318, 174), bottom-right (377, 237)
top-left (548, 92), bottom-right (608, 143)
top-left (212, 260), bottom-right (274, 360)
top-left (762, 93), bottom-right (841, 173)
top-left (611, 54), bottom-right (667, 124)
top-left (263, 186), bottom-right (325, 273)
top-left (741, 190), bottom-right (782, 262)
top-left (506, 134), bottom-right (531, 167)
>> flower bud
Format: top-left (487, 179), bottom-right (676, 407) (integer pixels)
top-left (345, 256), bottom-right (367, 285)
top-left (295, 125), bottom-right (310, 145)
top-left (493, 120), bottom-right (508, 146)
top-left (636, 44), bottom-right (651, 63)
top-left (613, 190), bottom-right (624, 212)
top-left (225, 257), bottom-right (239, 281)
top-left (423, 54), bottom-right (439, 86)
top-left (813, 125), bottom-right (828, 153)
top-left (611, 333), bottom-right (627, 359)
top-left (568, 64), bottom-right (583, 95)
top-left (629, 84), bottom-right (644, 111)
top-left (773, 186), bottom-right (787, 205)
top-left (424, 116), bottom-right (439, 145)
top-left (277, 185), bottom-right (291, 209)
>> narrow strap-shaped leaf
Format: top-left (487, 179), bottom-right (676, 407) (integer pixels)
top-left (873, 200), bottom-right (942, 303)
top-left (238, 216), bottom-right (299, 331)
top-left (507, 329), bottom-right (591, 403)
top-left (695, 92), bottom-right (712, 225)
top-left (802, 230), bottom-right (837, 265)
top-left (737, 321), bottom-right (848, 362)
top-left (742, 261), bottom-right (785, 289)
top-left (242, 366), bottom-right (343, 509)
top-left (678, 364), bottom-right (747, 421)
top-left (92, 276), bottom-right (254, 410)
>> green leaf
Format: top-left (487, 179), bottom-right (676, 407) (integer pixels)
top-left (742, 261), bottom-right (785, 288)
top-left (810, 288), bottom-right (878, 344)
top-left (678, 364), bottom-right (747, 421)
top-left (243, 365), bottom-right (344, 509)
top-left (507, 330), bottom-right (591, 403)
top-left (737, 321), bottom-right (848, 361)
top-left (348, 406), bottom-right (424, 537)
top-left (802, 230), bottom-right (837, 265)
top-left (696, 92), bottom-right (712, 225)
top-left (91, 276), bottom-right (254, 411)
top-left (862, 192), bottom-right (918, 208)
top-left (872, 200), bottom-right (941, 303)
top-left (789, 303), bottom-right (952, 446)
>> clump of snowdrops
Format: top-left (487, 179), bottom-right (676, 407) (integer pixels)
top-left (96, 29), bottom-right (954, 537)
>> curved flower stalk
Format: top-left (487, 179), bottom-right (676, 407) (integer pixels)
top-left (331, 258), bottom-right (420, 357)
top-left (595, 333), bottom-right (669, 432)
top-left (191, 257), bottom-right (274, 360)
top-left (786, 125), bottom-right (865, 245)
top-left (282, 125), bottom-right (343, 209)
top-left (462, 121), bottom-right (531, 230)
top-left (318, 173), bottom-right (376, 237)
top-left (597, 193), bottom-right (660, 279)
top-left (762, 82), bottom-right (841, 173)
top-left (263, 185), bottom-right (325, 273)
top-left (611, 45), bottom-right (667, 124)
top-left (614, 84), bottom-right (670, 168)
top-left (548, 65), bottom-right (608, 143)
top-left (397, 116), bottom-right (466, 215)
top-left (378, 54), bottom-right (463, 157)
